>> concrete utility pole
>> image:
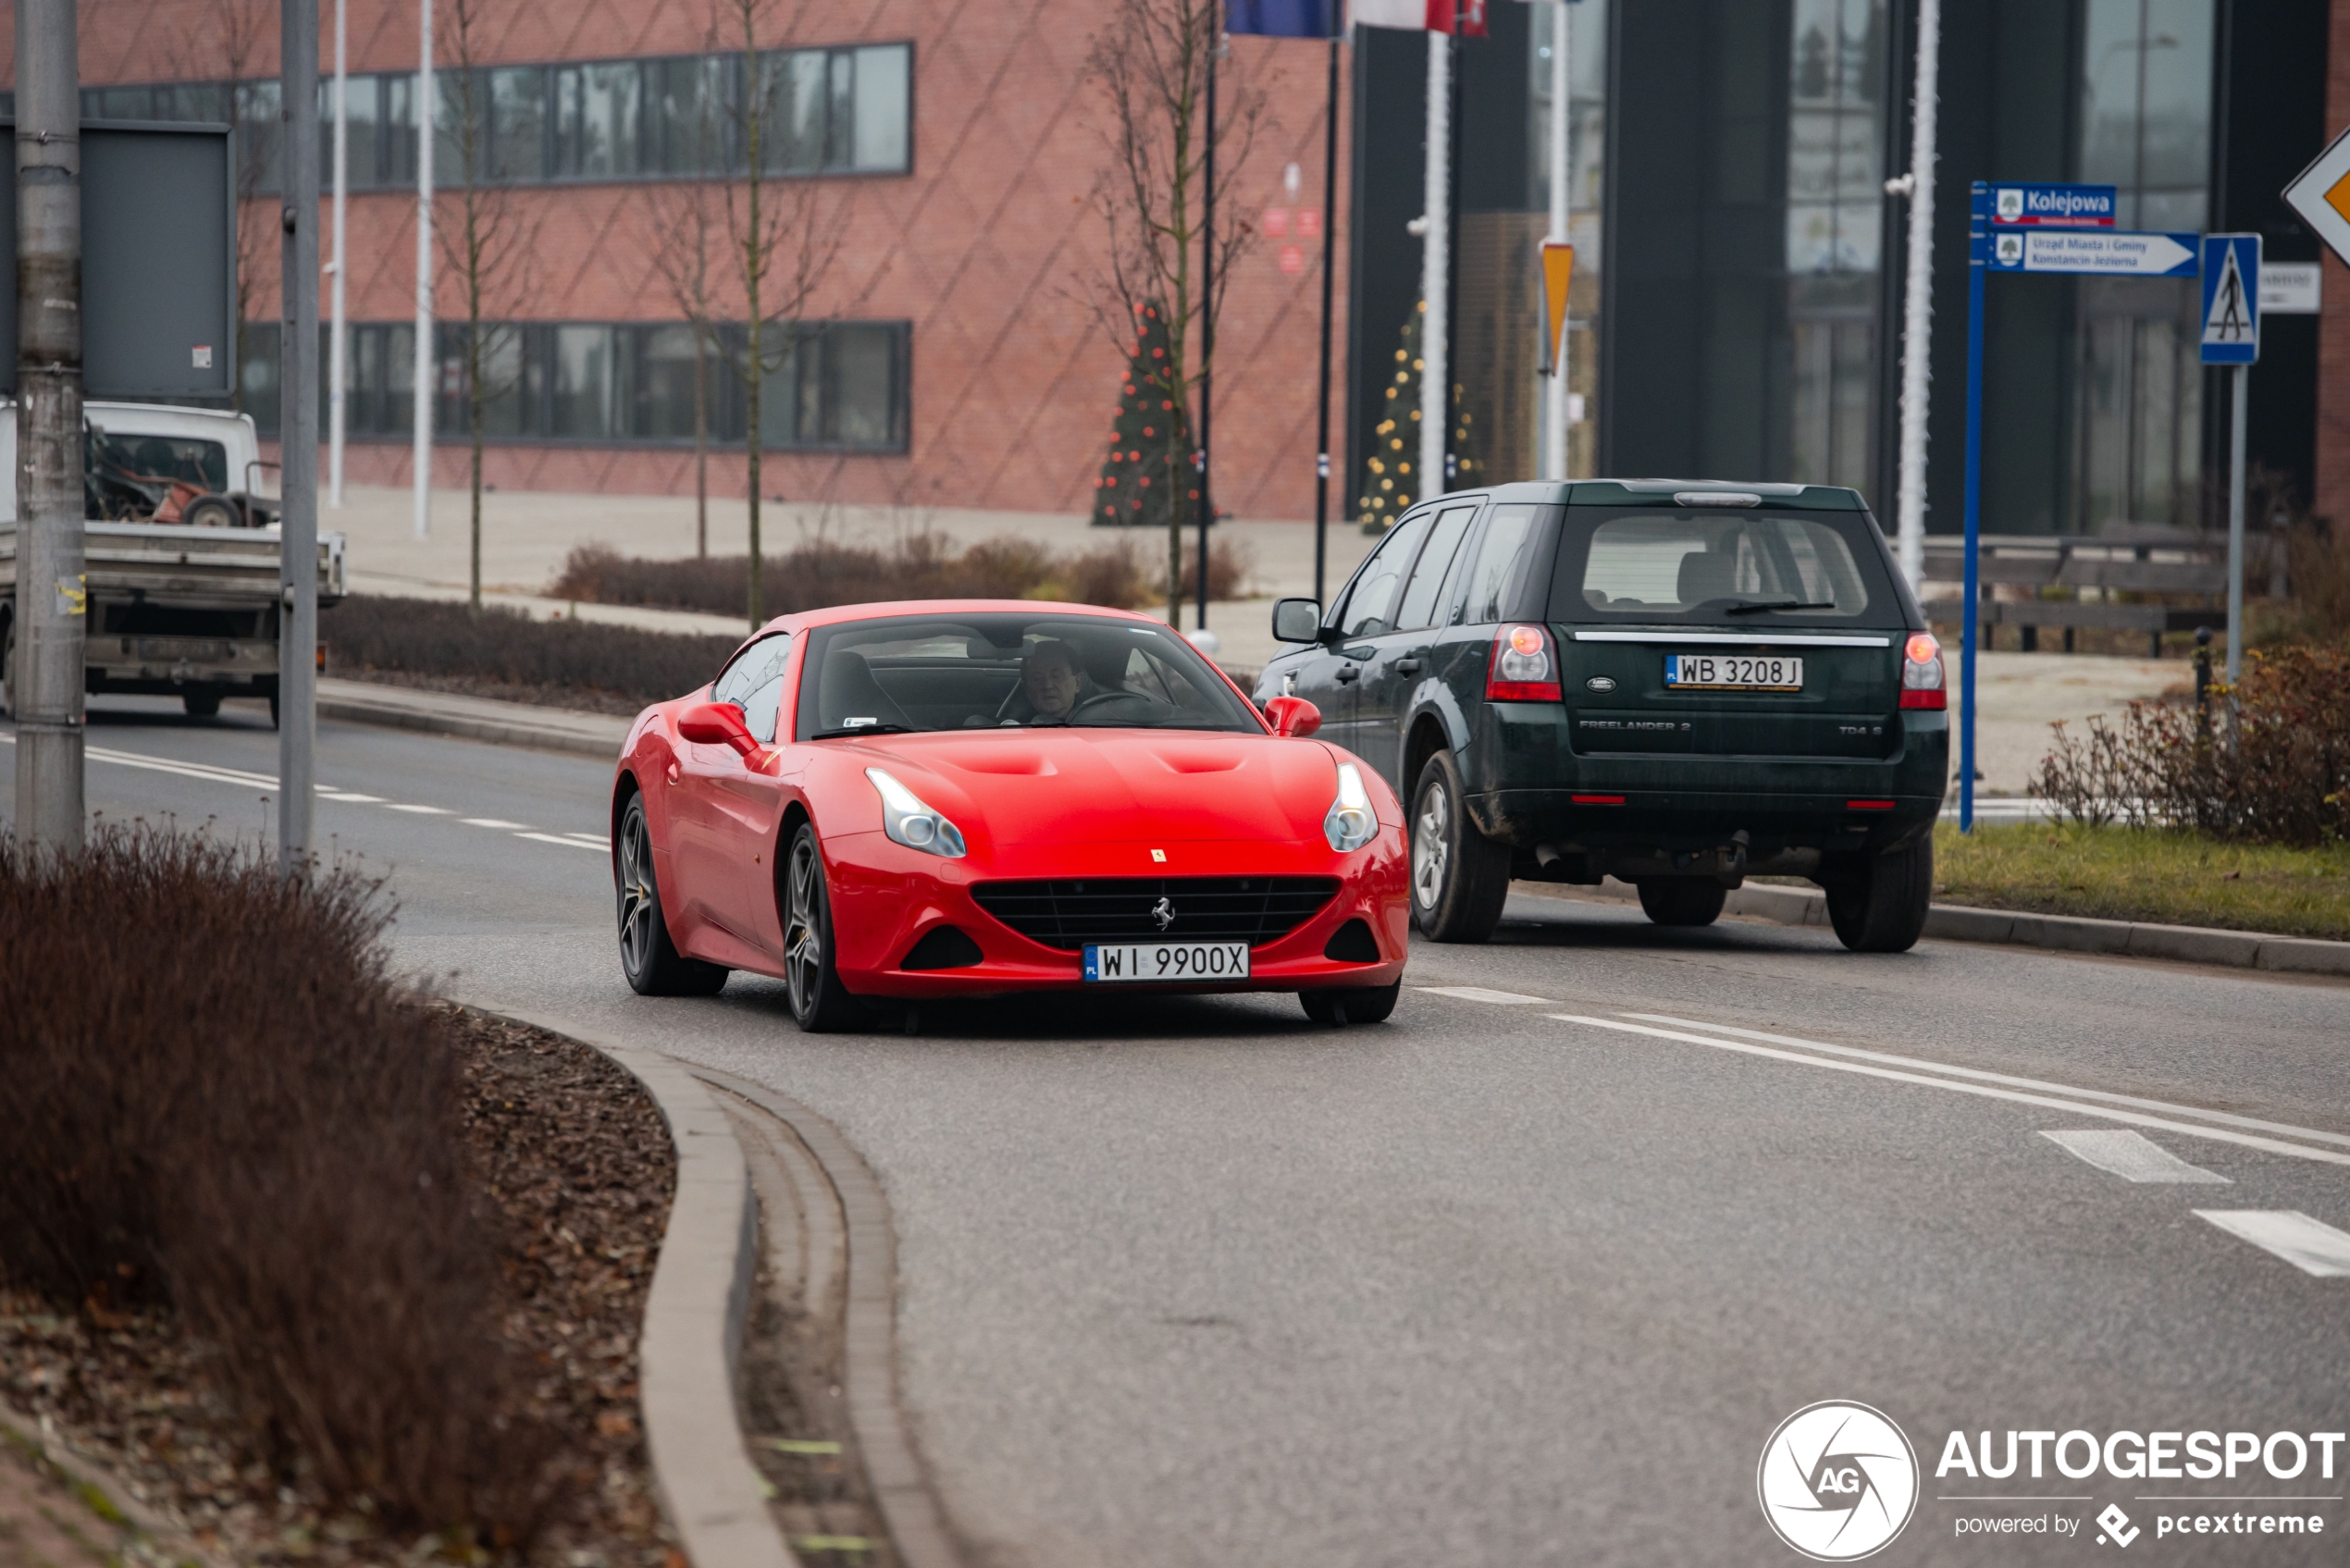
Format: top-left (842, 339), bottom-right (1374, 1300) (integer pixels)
top-left (12, 0), bottom-right (85, 852)
top-left (1890, 0), bottom-right (1941, 592)
top-left (279, 0), bottom-right (321, 870)
top-left (1416, 27), bottom-right (1450, 505)
top-left (413, 0), bottom-right (433, 540)
top-left (328, 0), bottom-right (347, 508)
top-left (1540, 0), bottom-right (1571, 483)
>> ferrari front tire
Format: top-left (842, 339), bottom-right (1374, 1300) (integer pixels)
top-left (1299, 980), bottom-right (1401, 1027)
top-left (1409, 751), bottom-right (1511, 944)
top-left (617, 795), bottom-right (728, 996)
top-left (783, 823), bottom-right (866, 1032)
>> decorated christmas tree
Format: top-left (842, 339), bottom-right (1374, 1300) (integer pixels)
top-left (1094, 300), bottom-right (1196, 530)
top-left (1357, 300), bottom-right (1478, 533)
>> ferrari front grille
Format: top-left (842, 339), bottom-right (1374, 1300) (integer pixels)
top-left (970, 876), bottom-right (1342, 951)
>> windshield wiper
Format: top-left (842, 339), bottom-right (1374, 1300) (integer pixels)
top-left (809, 723), bottom-right (917, 740)
top-left (1724, 599), bottom-right (1836, 615)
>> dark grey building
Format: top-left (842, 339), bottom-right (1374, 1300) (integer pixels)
top-left (1348, 0), bottom-right (2331, 536)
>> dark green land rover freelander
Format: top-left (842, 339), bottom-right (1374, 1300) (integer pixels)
top-left (1255, 480), bottom-right (1949, 953)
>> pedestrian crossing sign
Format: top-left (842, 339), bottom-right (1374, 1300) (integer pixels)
top-left (2199, 233), bottom-right (2260, 365)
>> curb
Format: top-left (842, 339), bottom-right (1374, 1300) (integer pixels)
top-left (1518, 878), bottom-right (2350, 977)
top-left (691, 1067), bottom-right (965, 1568)
top-left (315, 680), bottom-right (625, 760)
top-left (462, 1006), bottom-right (796, 1568)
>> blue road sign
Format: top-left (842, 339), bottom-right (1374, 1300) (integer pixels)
top-left (2199, 233), bottom-right (2261, 365)
top-left (1988, 228), bottom-right (2199, 277)
top-left (1988, 182), bottom-right (2116, 228)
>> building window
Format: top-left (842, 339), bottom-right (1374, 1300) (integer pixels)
top-left (141, 42), bottom-right (913, 195)
top-left (241, 319), bottom-right (910, 455)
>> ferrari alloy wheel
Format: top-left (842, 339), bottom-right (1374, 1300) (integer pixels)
top-left (1408, 751), bottom-right (1511, 944)
top-left (617, 795), bottom-right (728, 996)
top-left (783, 823), bottom-right (865, 1031)
top-left (1300, 980), bottom-right (1401, 1027)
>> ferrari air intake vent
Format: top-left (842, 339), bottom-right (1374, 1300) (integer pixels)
top-left (971, 877), bottom-right (1342, 952)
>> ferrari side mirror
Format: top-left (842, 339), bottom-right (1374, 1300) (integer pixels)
top-left (1271, 597), bottom-right (1324, 643)
top-left (679, 701), bottom-right (761, 759)
top-left (1263, 695), bottom-right (1321, 738)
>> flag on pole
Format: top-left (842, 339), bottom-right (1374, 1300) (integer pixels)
top-left (1351, 0), bottom-right (1486, 33)
top-left (1228, 0), bottom-right (1341, 34)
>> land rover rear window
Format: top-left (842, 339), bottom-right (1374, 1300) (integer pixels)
top-left (1548, 509), bottom-right (1900, 628)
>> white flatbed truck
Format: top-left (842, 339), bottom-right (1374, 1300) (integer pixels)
top-left (0, 400), bottom-right (343, 723)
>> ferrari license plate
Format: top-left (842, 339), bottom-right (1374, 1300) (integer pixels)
top-left (1666, 653), bottom-right (1804, 690)
top-left (1082, 941), bottom-right (1251, 983)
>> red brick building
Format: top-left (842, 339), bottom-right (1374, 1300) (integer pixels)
top-left (16, 0), bottom-right (1353, 523)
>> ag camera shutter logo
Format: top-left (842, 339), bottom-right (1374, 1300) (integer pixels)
top-left (1758, 1401), bottom-right (1920, 1561)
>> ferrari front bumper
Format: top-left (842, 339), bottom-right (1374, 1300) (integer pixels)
top-left (822, 830), bottom-right (1411, 998)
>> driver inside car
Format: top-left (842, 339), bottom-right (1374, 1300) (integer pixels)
top-left (1020, 638), bottom-right (1096, 720)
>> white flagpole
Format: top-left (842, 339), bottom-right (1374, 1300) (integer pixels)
top-left (1417, 25), bottom-right (1450, 503)
top-left (328, 0), bottom-right (347, 508)
top-left (1891, 0), bottom-right (1940, 590)
top-left (412, 0), bottom-right (433, 540)
top-left (1541, 1), bottom-right (1571, 482)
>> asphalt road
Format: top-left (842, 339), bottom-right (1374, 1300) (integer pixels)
top-left (8, 698), bottom-right (2349, 1568)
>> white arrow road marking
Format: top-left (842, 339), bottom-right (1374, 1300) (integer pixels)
top-left (1418, 985), bottom-right (1551, 1005)
top-left (1550, 1015), bottom-right (2350, 1167)
top-left (2195, 1212), bottom-right (2350, 1278)
top-left (1624, 1014), bottom-right (2350, 1151)
top-left (2041, 1130), bottom-right (2231, 1184)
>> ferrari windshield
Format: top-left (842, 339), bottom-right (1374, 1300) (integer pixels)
top-left (794, 612), bottom-right (1263, 740)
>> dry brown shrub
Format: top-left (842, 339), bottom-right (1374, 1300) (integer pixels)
top-left (0, 829), bottom-right (552, 1541)
top-left (2034, 640), bottom-right (2350, 845)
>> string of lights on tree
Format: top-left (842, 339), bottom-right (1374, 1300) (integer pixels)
top-left (1094, 300), bottom-right (1197, 529)
top-left (1358, 301), bottom-right (1478, 534)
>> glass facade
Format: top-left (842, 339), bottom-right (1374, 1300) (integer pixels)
top-left (72, 42), bottom-right (914, 193)
top-left (240, 320), bottom-right (911, 454)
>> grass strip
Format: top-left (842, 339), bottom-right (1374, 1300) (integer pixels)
top-left (1934, 821), bottom-right (2350, 943)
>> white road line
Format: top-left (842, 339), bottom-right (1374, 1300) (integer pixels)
top-left (462, 817), bottom-right (532, 829)
top-left (516, 832), bottom-right (609, 852)
top-left (559, 832), bottom-right (610, 846)
top-left (1419, 985), bottom-right (1552, 1005)
top-left (383, 803), bottom-right (450, 815)
top-left (5, 735), bottom-right (362, 796)
top-left (2040, 1130), bottom-right (2231, 1184)
top-left (1624, 1013), bottom-right (2350, 1152)
top-left (2194, 1211), bottom-right (2350, 1278)
top-left (1548, 1015), bottom-right (2350, 1168)
top-left (319, 791), bottom-right (384, 803)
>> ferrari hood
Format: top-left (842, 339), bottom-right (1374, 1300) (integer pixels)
top-left (851, 730), bottom-right (1343, 846)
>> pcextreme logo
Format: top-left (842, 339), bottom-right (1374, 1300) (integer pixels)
top-left (1759, 1401), bottom-right (1922, 1561)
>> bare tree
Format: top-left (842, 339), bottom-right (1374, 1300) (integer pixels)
top-left (439, 0), bottom-right (542, 611)
top-left (714, 0), bottom-right (848, 629)
top-left (640, 129), bottom-right (724, 560)
top-left (196, 0), bottom-right (273, 414)
top-left (1085, 0), bottom-right (1262, 623)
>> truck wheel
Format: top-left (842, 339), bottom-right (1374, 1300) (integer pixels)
top-left (182, 689), bottom-right (222, 719)
top-left (1409, 751), bottom-right (1512, 944)
top-left (1824, 835), bottom-right (1934, 953)
top-left (182, 494), bottom-right (241, 529)
top-left (1300, 980), bottom-right (1401, 1026)
top-left (1638, 880), bottom-right (1726, 927)
top-left (267, 695), bottom-right (280, 730)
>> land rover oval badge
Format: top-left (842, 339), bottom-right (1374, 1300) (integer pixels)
top-left (1586, 675), bottom-right (1616, 693)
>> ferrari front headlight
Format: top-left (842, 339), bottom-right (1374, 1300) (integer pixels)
top-left (866, 767), bottom-right (967, 858)
top-left (1324, 761), bottom-right (1377, 853)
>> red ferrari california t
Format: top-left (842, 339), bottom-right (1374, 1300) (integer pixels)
top-left (611, 600), bottom-right (1410, 1031)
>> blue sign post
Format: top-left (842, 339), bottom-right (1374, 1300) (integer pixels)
top-left (2202, 232), bottom-right (2261, 684)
